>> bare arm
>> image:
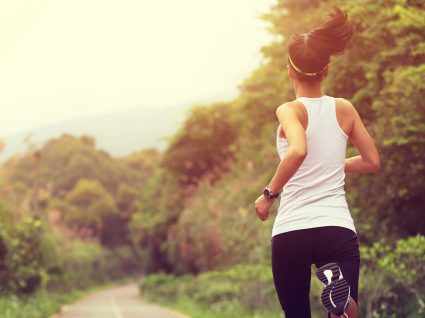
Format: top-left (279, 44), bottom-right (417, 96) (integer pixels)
top-left (345, 102), bottom-right (381, 173)
top-left (267, 103), bottom-right (307, 193)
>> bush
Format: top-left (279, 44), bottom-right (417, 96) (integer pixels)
top-left (360, 235), bottom-right (425, 317)
top-left (140, 263), bottom-right (282, 317)
top-left (47, 242), bottom-right (139, 292)
top-left (0, 202), bottom-right (54, 295)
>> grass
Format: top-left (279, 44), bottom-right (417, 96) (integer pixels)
top-left (0, 278), bottom-right (135, 318)
top-left (147, 296), bottom-right (280, 318)
top-left (0, 290), bottom-right (85, 318)
top-left (138, 264), bottom-right (288, 318)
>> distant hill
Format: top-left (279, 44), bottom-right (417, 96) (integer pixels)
top-left (0, 105), bottom-right (189, 162)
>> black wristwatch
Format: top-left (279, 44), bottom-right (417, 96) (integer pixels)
top-left (263, 187), bottom-right (280, 200)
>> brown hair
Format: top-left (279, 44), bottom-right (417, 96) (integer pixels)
top-left (288, 7), bottom-right (353, 82)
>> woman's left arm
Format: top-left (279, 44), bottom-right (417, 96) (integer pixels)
top-left (255, 103), bottom-right (307, 221)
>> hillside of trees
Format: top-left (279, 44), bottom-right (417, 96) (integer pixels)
top-left (0, 0), bottom-right (424, 317)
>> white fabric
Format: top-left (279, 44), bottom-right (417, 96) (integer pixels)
top-left (272, 95), bottom-right (356, 237)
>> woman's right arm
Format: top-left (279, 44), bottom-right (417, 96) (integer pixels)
top-left (345, 102), bottom-right (381, 173)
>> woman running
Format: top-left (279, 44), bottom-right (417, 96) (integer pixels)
top-left (254, 7), bottom-right (380, 318)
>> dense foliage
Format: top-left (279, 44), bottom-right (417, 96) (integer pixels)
top-left (0, 136), bottom-right (153, 316)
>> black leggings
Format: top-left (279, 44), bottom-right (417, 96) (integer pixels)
top-left (271, 226), bottom-right (360, 318)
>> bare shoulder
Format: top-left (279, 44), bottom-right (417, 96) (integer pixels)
top-left (334, 98), bottom-right (359, 136)
top-left (276, 100), bottom-right (303, 116)
top-left (335, 97), bottom-right (357, 116)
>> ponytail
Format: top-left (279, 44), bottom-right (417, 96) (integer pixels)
top-left (288, 7), bottom-right (353, 81)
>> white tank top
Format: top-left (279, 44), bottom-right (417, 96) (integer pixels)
top-left (272, 95), bottom-right (356, 237)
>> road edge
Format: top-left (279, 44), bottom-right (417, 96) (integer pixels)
top-left (148, 303), bottom-right (192, 318)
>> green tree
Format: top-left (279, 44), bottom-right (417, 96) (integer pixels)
top-left (162, 103), bottom-right (238, 188)
top-left (129, 169), bottom-right (183, 273)
top-left (64, 179), bottom-right (117, 237)
top-left (3, 134), bottom-right (137, 198)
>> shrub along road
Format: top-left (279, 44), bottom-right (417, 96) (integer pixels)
top-left (54, 284), bottom-right (189, 318)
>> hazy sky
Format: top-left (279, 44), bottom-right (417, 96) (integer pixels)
top-left (0, 0), bottom-right (275, 136)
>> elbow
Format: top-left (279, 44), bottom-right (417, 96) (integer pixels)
top-left (288, 147), bottom-right (307, 161)
top-left (370, 157), bottom-right (381, 173)
top-left (372, 162), bottom-right (381, 173)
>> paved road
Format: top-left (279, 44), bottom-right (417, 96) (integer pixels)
top-left (56, 284), bottom-right (188, 318)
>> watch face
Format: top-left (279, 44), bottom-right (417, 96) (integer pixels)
top-left (263, 188), bottom-right (271, 198)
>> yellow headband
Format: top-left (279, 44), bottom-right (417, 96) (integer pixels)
top-left (288, 55), bottom-right (327, 77)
